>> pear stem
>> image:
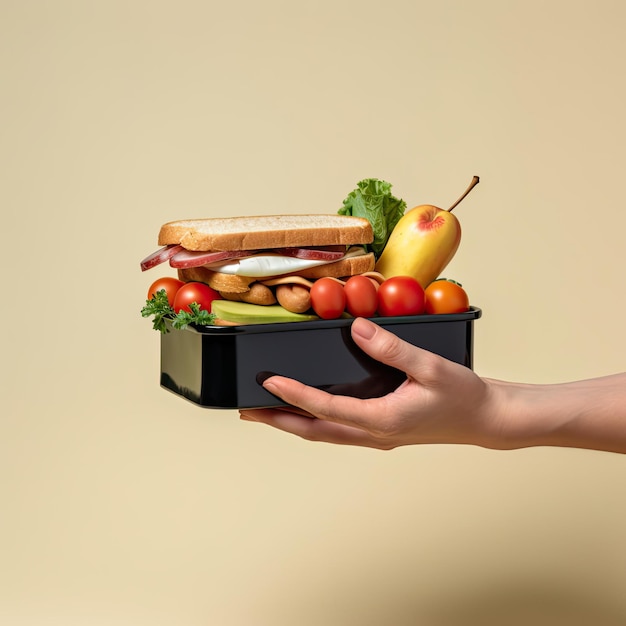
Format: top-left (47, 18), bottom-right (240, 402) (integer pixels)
top-left (447, 175), bottom-right (480, 212)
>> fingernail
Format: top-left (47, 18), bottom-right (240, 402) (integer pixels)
top-left (352, 317), bottom-right (376, 340)
top-left (263, 379), bottom-right (278, 394)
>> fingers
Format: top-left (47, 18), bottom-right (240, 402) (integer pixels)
top-left (261, 375), bottom-right (386, 429)
top-left (240, 409), bottom-right (395, 449)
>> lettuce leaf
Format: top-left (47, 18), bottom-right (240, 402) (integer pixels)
top-left (338, 178), bottom-right (406, 259)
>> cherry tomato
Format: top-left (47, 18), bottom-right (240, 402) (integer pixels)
top-left (377, 276), bottom-right (425, 317)
top-left (343, 275), bottom-right (378, 318)
top-left (172, 282), bottom-right (221, 314)
top-left (424, 279), bottom-right (469, 314)
top-left (310, 277), bottom-right (346, 319)
top-left (148, 276), bottom-right (185, 307)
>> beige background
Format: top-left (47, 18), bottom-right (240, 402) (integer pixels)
top-left (2, 1), bottom-right (625, 625)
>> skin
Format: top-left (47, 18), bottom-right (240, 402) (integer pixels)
top-left (239, 317), bottom-right (626, 454)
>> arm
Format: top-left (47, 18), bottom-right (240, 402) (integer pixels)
top-left (239, 317), bottom-right (626, 453)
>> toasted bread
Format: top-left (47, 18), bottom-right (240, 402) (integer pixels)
top-left (158, 214), bottom-right (373, 252)
top-left (178, 267), bottom-right (256, 293)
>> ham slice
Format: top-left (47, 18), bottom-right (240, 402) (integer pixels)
top-left (140, 245), bottom-right (184, 271)
top-left (170, 249), bottom-right (256, 269)
top-left (141, 245), bottom-right (348, 271)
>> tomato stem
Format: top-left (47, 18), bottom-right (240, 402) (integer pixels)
top-left (435, 278), bottom-right (462, 286)
top-left (447, 175), bottom-right (479, 212)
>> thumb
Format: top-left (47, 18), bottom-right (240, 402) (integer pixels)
top-left (350, 317), bottom-right (437, 380)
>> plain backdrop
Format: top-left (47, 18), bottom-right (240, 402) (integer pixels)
top-left (2, 1), bottom-right (625, 625)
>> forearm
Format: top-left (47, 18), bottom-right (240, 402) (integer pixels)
top-left (489, 373), bottom-right (626, 453)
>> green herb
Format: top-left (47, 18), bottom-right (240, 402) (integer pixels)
top-left (141, 290), bottom-right (216, 333)
top-left (338, 178), bottom-right (406, 259)
top-left (141, 290), bottom-right (174, 333)
top-left (171, 302), bottom-right (216, 330)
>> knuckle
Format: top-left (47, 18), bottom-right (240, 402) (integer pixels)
top-left (375, 332), bottom-right (409, 364)
top-left (417, 349), bottom-right (453, 385)
top-left (297, 423), bottom-right (323, 442)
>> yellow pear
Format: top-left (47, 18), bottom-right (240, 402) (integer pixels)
top-left (375, 176), bottom-right (479, 288)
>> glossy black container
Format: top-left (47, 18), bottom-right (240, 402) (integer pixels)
top-left (159, 307), bottom-right (482, 409)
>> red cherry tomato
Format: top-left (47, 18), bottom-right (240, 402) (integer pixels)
top-left (148, 276), bottom-right (185, 307)
top-left (424, 279), bottom-right (469, 314)
top-left (172, 282), bottom-right (221, 314)
top-left (310, 277), bottom-right (346, 319)
top-left (377, 276), bottom-right (425, 317)
top-left (343, 275), bottom-right (378, 318)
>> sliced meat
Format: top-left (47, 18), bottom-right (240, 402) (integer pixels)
top-left (169, 249), bottom-right (257, 269)
top-left (140, 245), bottom-right (184, 271)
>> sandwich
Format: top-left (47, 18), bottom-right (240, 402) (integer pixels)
top-left (140, 214), bottom-right (378, 318)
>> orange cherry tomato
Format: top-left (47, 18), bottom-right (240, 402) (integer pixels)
top-left (424, 279), bottom-right (469, 314)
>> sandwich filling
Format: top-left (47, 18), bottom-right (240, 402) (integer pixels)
top-left (141, 243), bottom-right (368, 276)
top-left (201, 246), bottom-right (368, 277)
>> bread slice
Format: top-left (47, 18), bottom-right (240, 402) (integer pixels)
top-left (158, 214), bottom-right (373, 251)
top-left (178, 268), bottom-right (255, 293)
top-left (178, 252), bottom-right (376, 293)
top-left (289, 251), bottom-right (375, 279)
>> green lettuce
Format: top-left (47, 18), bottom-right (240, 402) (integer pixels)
top-left (338, 178), bottom-right (406, 259)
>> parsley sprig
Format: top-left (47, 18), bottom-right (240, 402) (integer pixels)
top-left (141, 289), bottom-right (216, 333)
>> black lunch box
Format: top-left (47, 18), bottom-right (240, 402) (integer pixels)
top-left (158, 307), bottom-right (482, 409)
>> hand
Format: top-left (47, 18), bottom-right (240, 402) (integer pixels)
top-left (239, 317), bottom-right (504, 450)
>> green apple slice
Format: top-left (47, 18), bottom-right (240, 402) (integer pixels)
top-left (212, 300), bottom-right (319, 325)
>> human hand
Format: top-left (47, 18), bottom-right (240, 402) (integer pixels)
top-left (239, 317), bottom-right (504, 450)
